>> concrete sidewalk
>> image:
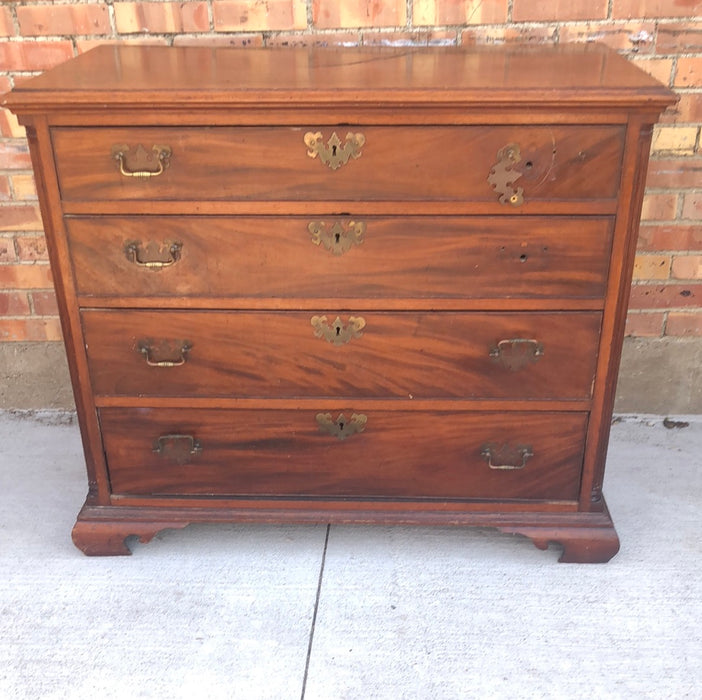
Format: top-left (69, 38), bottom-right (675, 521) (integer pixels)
top-left (1, 411), bottom-right (700, 699)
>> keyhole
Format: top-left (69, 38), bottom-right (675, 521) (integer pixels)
top-left (335, 232), bottom-right (341, 244)
top-left (338, 421), bottom-right (345, 431)
top-left (332, 145), bottom-right (338, 157)
top-left (520, 254), bottom-right (528, 262)
top-left (336, 325), bottom-right (341, 336)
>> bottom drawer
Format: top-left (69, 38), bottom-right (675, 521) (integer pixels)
top-left (100, 408), bottom-right (587, 501)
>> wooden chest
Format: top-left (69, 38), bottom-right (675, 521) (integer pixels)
top-left (4, 45), bottom-right (674, 561)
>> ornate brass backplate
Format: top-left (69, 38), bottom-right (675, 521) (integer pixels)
top-left (316, 413), bottom-right (367, 440)
top-left (124, 240), bottom-right (182, 269)
top-left (489, 338), bottom-right (544, 371)
top-left (308, 220), bottom-right (366, 256)
top-left (304, 131), bottom-right (365, 170)
top-left (153, 434), bottom-right (202, 465)
top-left (111, 143), bottom-right (172, 178)
top-left (311, 315), bottom-right (366, 345)
top-left (481, 443), bottom-right (533, 470)
top-left (488, 143), bottom-right (524, 206)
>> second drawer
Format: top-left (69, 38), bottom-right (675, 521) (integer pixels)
top-left (82, 310), bottom-right (601, 400)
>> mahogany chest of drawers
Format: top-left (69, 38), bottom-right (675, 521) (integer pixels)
top-left (5, 45), bottom-right (674, 561)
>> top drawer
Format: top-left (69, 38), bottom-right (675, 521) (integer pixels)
top-left (52, 126), bottom-right (625, 204)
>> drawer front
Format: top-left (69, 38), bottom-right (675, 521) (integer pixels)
top-left (67, 216), bottom-right (613, 300)
top-left (53, 126), bottom-right (624, 203)
top-left (82, 310), bottom-right (601, 400)
top-left (100, 407), bottom-right (587, 500)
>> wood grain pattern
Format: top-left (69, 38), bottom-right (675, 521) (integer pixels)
top-left (52, 125), bottom-right (625, 203)
top-left (81, 310), bottom-right (602, 400)
top-left (99, 407), bottom-right (587, 500)
top-left (66, 216), bottom-right (614, 301)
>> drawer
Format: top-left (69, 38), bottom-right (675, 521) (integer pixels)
top-left (67, 216), bottom-right (613, 300)
top-left (82, 310), bottom-right (601, 400)
top-left (100, 407), bottom-right (587, 500)
top-left (53, 126), bottom-right (624, 203)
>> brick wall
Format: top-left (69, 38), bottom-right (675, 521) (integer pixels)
top-left (1, 0), bottom-right (701, 343)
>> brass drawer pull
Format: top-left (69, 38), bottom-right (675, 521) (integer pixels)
top-left (316, 412), bottom-right (367, 440)
top-left (311, 315), bottom-right (365, 345)
top-left (304, 131), bottom-right (365, 170)
top-left (309, 220), bottom-right (366, 256)
top-left (488, 143), bottom-right (524, 206)
top-left (489, 338), bottom-right (544, 371)
top-left (153, 434), bottom-right (202, 465)
top-left (481, 443), bottom-right (533, 470)
top-left (111, 143), bottom-right (172, 178)
top-left (137, 340), bottom-right (191, 367)
top-left (125, 241), bottom-right (182, 269)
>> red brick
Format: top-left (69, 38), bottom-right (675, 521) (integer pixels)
top-left (414, 0), bottom-right (507, 25)
top-left (0, 6), bottom-right (14, 37)
top-left (646, 158), bottom-right (702, 189)
top-left (682, 193), bottom-right (702, 220)
top-left (559, 22), bottom-right (655, 53)
top-left (313, 0), bottom-right (406, 29)
top-left (174, 34), bottom-right (264, 47)
top-left (633, 253), bottom-right (671, 279)
top-left (0, 236), bottom-right (16, 262)
top-left (0, 40), bottom-right (74, 72)
top-left (0, 175), bottom-right (10, 201)
top-left (17, 4), bottom-right (111, 37)
top-left (30, 290), bottom-right (59, 315)
top-left (0, 140), bottom-right (32, 170)
top-left (657, 22), bottom-right (702, 53)
top-left (0, 291), bottom-right (30, 315)
top-left (0, 263), bottom-right (53, 289)
top-left (629, 283), bottom-right (702, 309)
top-left (624, 311), bottom-right (665, 336)
top-left (15, 235), bottom-right (48, 261)
top-left (513, 0), bottom-right (607, 21)
top-left (671, 254), bottom-right (702, 279)
top-left (675, 56), bottom-right (702, 88)
top-left (638, 224), bottom-right (702, 251)
top-left (641, 193), bottom-right (678, 222)
top-left (613, 0), bottom-right (701, 19)
top-left (666, 311), bottom-right (702, 336)
top-left (0, 76), bottom-right (11, 93)
top-left (632, 57), bottom-right (673, 85)
top-left (10, 174), bottom-right (37, 201)
top-left (0, 318), bottom-right (62, 342)
top-left (214, 1), bottom-right (307, 31)
top-left (461, 25), bottom-right (557, 46)
top-left (0, 205), bottom-right (42, 232)
top-left (362, 30), bottom-right (457, 46)
top-left (114, 2), bottom-right (210, 34)
top-left (661, 92), bottom-right (702, 124)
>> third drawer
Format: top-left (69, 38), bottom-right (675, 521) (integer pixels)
top-left (82, 310), bottom-right (602, 400)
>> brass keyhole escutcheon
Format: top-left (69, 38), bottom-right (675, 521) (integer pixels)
top-left (316, 412), bottom-right (367, 440)
top-left (309, 220), bottom-right (366, 256)
top-left (488, 143), bottom-right (525, 206)
top-left (311, 315), bottom-right (366, 346)
top-left (304, 131), bottom-right (365, 170)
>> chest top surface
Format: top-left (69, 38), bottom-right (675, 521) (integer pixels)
top-left (4, 43), bottom-right (674, 115)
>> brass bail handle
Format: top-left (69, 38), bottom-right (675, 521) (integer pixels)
top-left (481, 443), bottom-right (534, 470)
top-left (125, 241), bottom-right (182, 270)
top-left (111, 144), bottom-right (172, 178)
top-left (489, 338), bottom-right (544, 371)
top-left (153, 434), bottom-right (202, 465)
top-left (137, 340), bottom-right (191, 367)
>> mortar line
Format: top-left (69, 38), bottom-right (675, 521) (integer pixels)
top-left (300, 523), bottom-right (331, 700)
